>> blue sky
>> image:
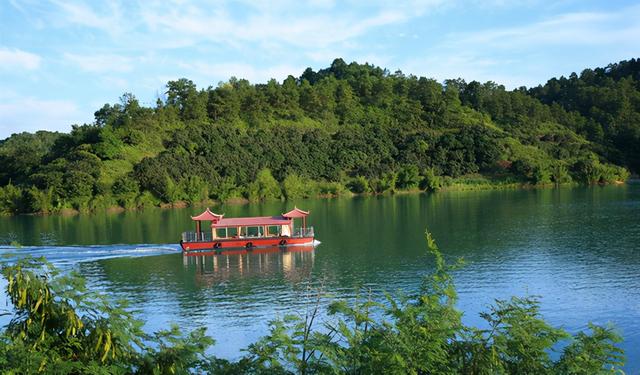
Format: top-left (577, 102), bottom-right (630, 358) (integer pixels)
top-left (1, 0), bottom-right (639, 138)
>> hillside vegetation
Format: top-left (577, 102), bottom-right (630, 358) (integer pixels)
top-left (1, 58), bottom-right (637, 214)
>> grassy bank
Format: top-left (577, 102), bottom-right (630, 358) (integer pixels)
top-left (0, 172), bottom-right (626, 218)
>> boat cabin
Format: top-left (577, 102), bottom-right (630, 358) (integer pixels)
top-left (181, 207), bottom-right (314, 252)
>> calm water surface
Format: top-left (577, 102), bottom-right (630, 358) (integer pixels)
top-left (1, 185), bottom-right (639, 372)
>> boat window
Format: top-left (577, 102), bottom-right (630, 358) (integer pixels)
top-left (216, 229), bottom-right (227, 238)
top-left (268, 226), bottom-right (279, 236)
top-left (227, 227), bottom-right (238, 237)
top-left (247, 227), bottom-right (260, 237)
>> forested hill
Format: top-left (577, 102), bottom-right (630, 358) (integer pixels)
top-left (0, 58), bottom-right (637, 214)
top-left (528, 58), bottom-right (640, 172)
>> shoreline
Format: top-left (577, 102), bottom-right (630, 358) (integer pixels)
top-left (3, 178), bottom-right (629, 218)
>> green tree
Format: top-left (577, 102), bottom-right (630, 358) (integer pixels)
top-left (572, 157), bottom-right (601, 184)
top-left (555, 324), bottom-right (624, 374)
top-left (347, 176), bottom-right (369, 194)
top-left (0, 58), bottom-right (635, 215)
top-left (0, 183), bottom-right (24, 215)
top-left (551, 161), bottom-right (572, 184)
top-left (396, 165), bottom-right (421, 189)
top-left (23, 187), bottom-right (55, 213)
top-left (112, 175), bottom-right (140, 208)
top-left (246, 169), bottom-right (282, 202)
top-left (93, 125), bottom-right (124, 160)
top-left (0, 131), bottom-right (60, 185)
top-left (0, 257), bottom-right (215, 373)
top-left (283, 173), bottom-right (316, 200)
top-left (420, 168), bottom-right (442, 191)
top-left (181, 176), bottom-right (209, 204)
top-left (62, 171), bottom-right (94, 200)
top-left (166, 78), bottom-right (208, 122)
top-left (370, 174), bottom-right (396, 194)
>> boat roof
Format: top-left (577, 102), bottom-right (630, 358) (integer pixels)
top-left (211, 216), bottom-right (291, 228)
top-left (191, 208), bottom-right (224, 221)
top-left (282, 207), bottom-right (309, 218)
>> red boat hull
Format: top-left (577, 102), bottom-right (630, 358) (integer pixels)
top-left (181, 244), bottom-right (315, 257)
top-left (180, 236), bottom-right (314, 253)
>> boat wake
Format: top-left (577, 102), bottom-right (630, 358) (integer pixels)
top-left (0, 243), bottom-right (181, 267)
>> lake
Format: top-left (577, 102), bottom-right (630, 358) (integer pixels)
top-left (1, 184), bottom-right (639, 372)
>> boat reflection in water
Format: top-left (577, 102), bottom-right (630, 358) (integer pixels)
top-left (182, 245), bottom-right (316, 286)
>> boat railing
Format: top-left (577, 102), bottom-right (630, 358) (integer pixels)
top-left (182, 231), bottom-right (213, 242)
top-left (293, 227), bottom-right (314, 238)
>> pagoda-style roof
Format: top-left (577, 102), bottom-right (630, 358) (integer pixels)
top-left (211, 216), bottom-right (291, 228)
top-left (282, 207), bottom-right (309, 218)
top-left (191, 208), bottom-right (224, 222)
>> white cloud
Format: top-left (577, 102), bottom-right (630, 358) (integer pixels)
top-left (403, 4), bottom-right (640, 88)
top-left (138, 0), bottom-right (446, 49)
top-left (49, 0), bottom-right (126, 36)
top-left (446, 8), bottom-right (640, 49)
top-left (64, 53), bottom-right (133, 73)
top-left (0, 95), bottom-right (85, 138)
top-left (307, 0), bottom-right (336, 9)
top-left (100, 76), bottom-right (130, 90)
top-left (35, 0), bottom-right (448, 81)
top-left (0, 47), bottom-right (41, 70)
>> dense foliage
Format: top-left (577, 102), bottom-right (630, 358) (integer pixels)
top-left (0, 233), bottom-right (624, 373)
top-left (529, 59), bottom-right (640, 172)
top-left (1, 58), bottom-right (636, 214)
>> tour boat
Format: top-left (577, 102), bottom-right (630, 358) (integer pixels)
top-left (180, 207), bottom-right (315, 253)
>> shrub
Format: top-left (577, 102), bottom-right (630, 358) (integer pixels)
top-left (93, 125), bottom-right (124, 160)
top-left (396, 164), bottom-right (421, 189)
top-left (213, 178), bottom-right (244, 202)
top-left (163, 176), bottom-right (184, 203)
top-left (0, 183), bottom-right (24, 214)
top-left (511, 158), bottom-right (551, 185)
top-left (0, 257), bottom-right (214, 373)
top-left (135, 191), bottom-right (159, 208)
top-left (23, 187), bottom-right (55, 213)
top-left (62, 171), bottom-right (94, 199)
top-left (283, 173), bottom-right (317, 200)
top-left (88, 194), bottom-right (117, 211)
top-left (346, 176), bottom-right (369, 194)
top-left (317, 181), bottom-right (348, 196)
top-left (112, 175), bottom-right (140, 196)
top-left (181, 176), bottom-right (208, 204)
top-left (370, 172), bottom-right (397, 194)
top-left (572, 157), bottom-right (601, 184)
top-left (551, 161), bottom-right (572, 184)
top-left (419, 168), bottom-right (442, 191)
top-left (598, 163), bottom-right (630, 184)
top-left (246, 169), bottom-right (282, 202)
